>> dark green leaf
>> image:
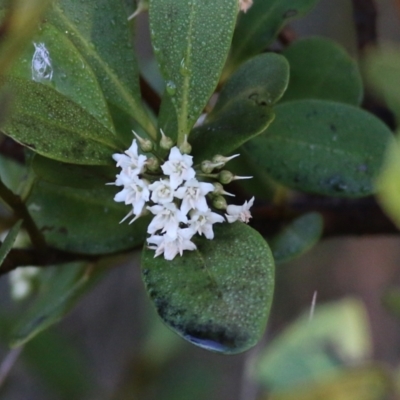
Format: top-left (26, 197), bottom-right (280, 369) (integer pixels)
top-left (149, 0), bottom-right (238, 141)
top-left (0, 220), bottom-right (22, 266)
top-left (245, 100), bottom-right (392, 197)
top-left (0, 154), bottom-right (29, 195)
top-left (47, 0), bottom-right (157, 139)
top-left (226, 0), bottom-right (319, 75)
top-left (27, 179), bottom-right (149, 254)
top-left (191, 53), bottom-right (289, 161)
top-left (251, 299), bottom-right (372, 392)
top-left (270, 213), bottom-right (323, 264)
top-left (32, 155), bottom-right (115, 189)
top-left (141, 222), bottom-right (275, 354)
top-left (2, 76), bottom-right (119, 165)
top-left (10, 262), bottom-right (105, 347)
top-left (10, 22), bottom-right (115, 132)
top-left (281, 37), bottom-right (363, 105)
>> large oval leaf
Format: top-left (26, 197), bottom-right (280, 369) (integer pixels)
top-left (149, 0), bottom-right (238, 141)
top-left (2, 76), bottom-right (119, 165)
top-left (27, 179), bottom-right (149, 254)
top-left (226, 0), bottom-right (319, 75)
top-left (10, 22), bottom-right (115, 132)
top-left (191, 53), bottom-right (289, 161)
top-left (141, 222), bottom-right (275, 354)
top-left (245, 100), bottom-right (393, 197)
top-left (47, 0), bottom-right (156, 140)
top-left (281, 37), bottom-right (363, 105)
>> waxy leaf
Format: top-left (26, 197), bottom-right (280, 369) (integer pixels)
top-left (10, 262), bottom-right (106, 347)
top-left (226, 0), bottom-right (319, 75)
top-left (2, 76), bottom-right (120, 165)
top-left (47, 0), bottom-right (156, 140)
top-left (141, 222), bottom-right (275, 354)
top-left (27, 179), bottom-right (149, 254)
top-left (245, 100), bottom-right (392, 197)
top-left (270, 212), bottom-right (323, 264)
top-left (0, 220), bottom-right (22, 267)
top-left (191, 53), bottom-right (289, 161)
top-left (32, 155), bottom-right (115, 189)
top-left (149, 0), bottom-right (238, 141)
top-left (281, 37), bottom-right (363, 105)
top-left (10, 22), bottom-right (115, 133)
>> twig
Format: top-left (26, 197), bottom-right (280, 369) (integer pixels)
top-left (0, 179), bottom-right (46, 254)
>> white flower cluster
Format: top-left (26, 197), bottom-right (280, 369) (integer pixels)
top-left (111, 135), bottom-right (254, 260)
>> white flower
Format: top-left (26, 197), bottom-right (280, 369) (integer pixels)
top-left (114, 175), bottom-right (150, 217)
top-left (225, 197), bottom-right (254, 223)
top-left (189, 209), bottom-right (224, 239)
top-left (147, 203), bottom-right (188, 238)
top-left (149, 179), bottom-right (175, 204)
top-left (147, 228), bottom-right (197, 260)
top-left (161, 146), bottom-right (195, 189)
top-left (112, 139), bottom-right (147, 175)
top-left (175, 178), bottom-right (214, 215)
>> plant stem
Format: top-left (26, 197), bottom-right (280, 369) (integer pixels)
top-left (0, 179), bottom-right (46, 254)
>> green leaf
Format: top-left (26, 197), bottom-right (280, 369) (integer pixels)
top-left (0, 154), bottom-right (29, 195)
top-left (46, 0), bottom-right (156, 140)
top-left (27, 179), bottom-right (149, 254)
top-left (250, 298), bottom-right (372, 392)
top-left (2, 76), bottom-right (119, 165)
top-left (0, 220), bottom-right (22, 266)
top-left (376, 136), bottom-right (400, 229)
top-left (32, 155), bottom-right (115, 189)
top-left (0, 0), bottom-right (52, 74)
top-left (226, 0), bottom-right (319, 75)
top-left (191, 53), bottom-right (289, 161)
top-left (141, 222), bottom-right (275, 354)
top-left (281, 37), bottom-right (363, 105)
top-left (10, 22), bottom-right (115, 133)
top-left (10, 262), bottom-right (106, 347)
top-left (245, 100), bottom-right (392, 197)
top-left (270, 212), bottom-right (323, 264)
top-left (267, 367), bottom-right (391, 400)
top-left (149, 0), bottom-right (238, 142)
top-left (364, 46), bottom-right (400, 122)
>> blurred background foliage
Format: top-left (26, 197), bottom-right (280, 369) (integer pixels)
top-left (1, 0), bottom-right (400, 399)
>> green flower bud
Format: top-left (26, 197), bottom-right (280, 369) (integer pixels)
top-left (212, 195), bottom-right (227, 210)
top-left (218, 170), bottom-right (234, 184)
top-left (179, 135), bottom-right (192, 154)
top-left (160, 129), bottom-right (174, 150)
top-left (146, 157), bottom-right (160, 172)
top-left (132, 130), bottom-right (153, 152)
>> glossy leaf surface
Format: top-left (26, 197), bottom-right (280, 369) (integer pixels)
top-left (27, 180), bottom-right (149, 254)
top-left (270, 212), bottom-right (323, 264)
top-left (245, 100), bottom-right (392, 197)
top-left (10, 22), bottom-right (115, 132)
top-left (281, 37), bottom-right (363, 105)
top-left (149, 0), bottom-right (238, 140)
top-left (142, 222), bottom-right (275, 354)
top-left (2, 76), bottom-right (119, 165)
top-left (191, 53), bottom-right (289, 161)
top-left (47, 0), bottom-right (156, 139)
top-left (10, 262), bottom-right (105, 347)
top-left (227, 0), bottom-right (319, 74)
